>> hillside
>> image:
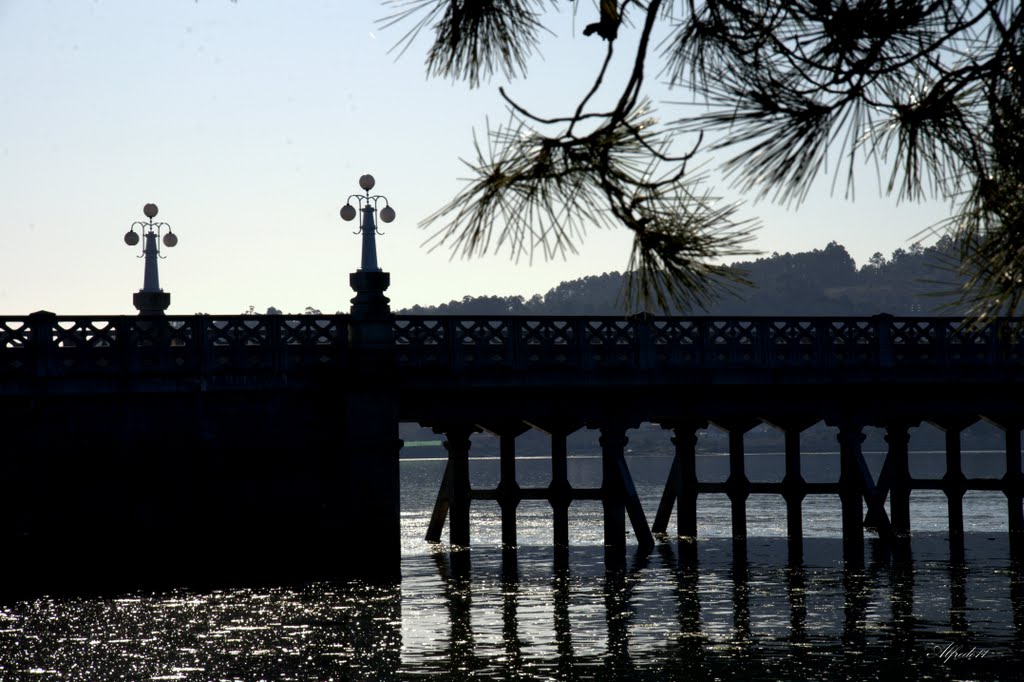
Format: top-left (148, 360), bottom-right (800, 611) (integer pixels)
top-left (398, 238), bottom-right (964, 317)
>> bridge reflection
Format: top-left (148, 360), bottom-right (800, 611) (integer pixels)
top-left (393, 537), bottom-right (1024, 679)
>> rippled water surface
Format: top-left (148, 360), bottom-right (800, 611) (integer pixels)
top-left (1, 452), bottom-right (1022, 681)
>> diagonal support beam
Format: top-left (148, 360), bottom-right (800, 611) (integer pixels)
top-left (425, 462), bottom-right (451, 543)
top-left (614, 447), bottom-right (655, 552)
top-left (854, 446), bottom-right (894, 542)
top-left (652, 455), bottom-right (680, 535)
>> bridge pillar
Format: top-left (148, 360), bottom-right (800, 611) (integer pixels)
top-left (343, 269), bottom-right (402, 582)
top-left (653, 419), bottom-right (706, 541)
top-left (711, 418), bottom-right (760, 555)
top-left (883, 422), bottom-right (914, 539)
top-left (597, 421), bottom-right (653, 569)
top-left (530, 420), bottom-right (583, 554)
top-left (481, 420), bottom-right (530, 549)
top-left (931, 417), bottom-right (977, 561)
top-left (434, 424), bottom-right (477, 549)
top-left (986, 415), bottom-right (1024, 556)
top-left (836, 422), bottom-right (867, 566)
top-left (764, 417), bottom-right (817, 565)
top-left (599, 424), bottom-right (629, 569)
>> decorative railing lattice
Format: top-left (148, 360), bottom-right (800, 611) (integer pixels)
top-left (2, 313), bottom-right (1023, 379)
top-left (391, 315), bottom-right (1024, 371)
top-left (0, 315), bottom-right (348, 377)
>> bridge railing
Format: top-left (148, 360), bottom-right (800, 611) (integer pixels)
top-left (393, 314), bottom-right (1024, 372)
top-left (0, 314), bottom-right (349, 379)
top-left (5, 313), bottom-right (1023, 380)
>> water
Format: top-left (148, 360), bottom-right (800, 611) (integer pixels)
top-left (1, 452), bottom-right (1022, 681)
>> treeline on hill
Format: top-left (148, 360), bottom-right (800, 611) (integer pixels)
top-left (399, 238), bottom-right (965, 317)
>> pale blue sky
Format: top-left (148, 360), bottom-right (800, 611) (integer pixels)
top-left (0, 1), bottom-right (954, 315)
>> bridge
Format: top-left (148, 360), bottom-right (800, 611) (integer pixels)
top-left (3, 292), bottom-right (1024, 589)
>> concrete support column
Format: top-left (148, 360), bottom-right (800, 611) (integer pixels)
top-left (1005, 425), bottom-right (1024, 538)
top-left (532, 420), bottom-right (582, 566)
top-left (548, 430), bottom-right (573, 552)
top-left (549, 427), bottom-right (572, 551)
top-left (885, 423), bottom-right (913, 538)
top-left (595, 418), bottom-right (653, 568)
top-left (836, 423), bottom-right (867, 566)
top-left (986, 415), bottom-right (1024, 555)
top-left (653, 419), bottom-right (706, 539)
top-left (498, 430), bottom-right (521, 549)
top-left (439, 425), bottom-right (476, 549)
top-left (482, 421), bottom-right (529, 549)
top-left (712, 418), bottom-right (759, 549)
top-left (783, 427), bottom-right (807, 565)
top-left (765, 417), bottom-right (816, 565)
top-left (933, 417), bottom-right (974, 560)
top-left (599, 424), bottom-right (629, 569)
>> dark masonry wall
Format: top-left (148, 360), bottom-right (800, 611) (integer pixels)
top-left (0, 387), bottom-right (355, 595)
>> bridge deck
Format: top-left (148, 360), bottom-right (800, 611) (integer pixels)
top-left (2, 311), bottom-right (1023, 587)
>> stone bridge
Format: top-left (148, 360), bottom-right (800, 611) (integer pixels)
top-left (2, 307), bottom-right (1023, 590)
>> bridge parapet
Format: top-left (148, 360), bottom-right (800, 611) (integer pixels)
top-left (393, 314), bottom-right (1024, 373)
top-left (4, 313), bottom-right (1024, 387)
top-left (0, 314), bottom-right (349, 384)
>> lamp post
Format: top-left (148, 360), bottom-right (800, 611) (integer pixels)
top-left (340, 174), bottom-right (395, 319)
top-left (340, 173), bottom-right (396, 273)
top-left (124, 203), bottom-right (178, 315)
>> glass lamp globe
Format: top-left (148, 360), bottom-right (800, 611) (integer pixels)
top-left (359, 174), bottom-right (376, 191)
top-left (340, 204), bottom-right (357, 221)
top-left (143, 203), bottom-right (159, 219)
top-left (380, 205), bottom-right (396, 223)
top-left (163, 232), bottom-right (178, 247)
top-left (124, 231), bottom-right (140, 246)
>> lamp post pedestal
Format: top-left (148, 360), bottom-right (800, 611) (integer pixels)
top-left (133, 291), bottom-right (171, 316)
top-left (349, 270), bottom-right (391, 322)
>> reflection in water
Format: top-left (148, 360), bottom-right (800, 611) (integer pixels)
top-left (1, 536), bottom-right (1023, 680)
top-left (408, 536), bottom-right (1023, 680)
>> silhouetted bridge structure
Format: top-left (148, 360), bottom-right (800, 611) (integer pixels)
top-left (3, 309), bottom-right (1024, 588)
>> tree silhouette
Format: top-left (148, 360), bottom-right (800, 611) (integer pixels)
top-left (383, 0), bottom-right (1022, 317)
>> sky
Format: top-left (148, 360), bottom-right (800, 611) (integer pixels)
top-left (0, 1), bottom-right (956, 316)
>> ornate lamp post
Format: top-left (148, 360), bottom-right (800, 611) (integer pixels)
top-left (124, 203), bottom-right (178, 315)
top-left (340, 174), bottom-right (395, 318)
top-left (340, 173), bottom-right (396, 273)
